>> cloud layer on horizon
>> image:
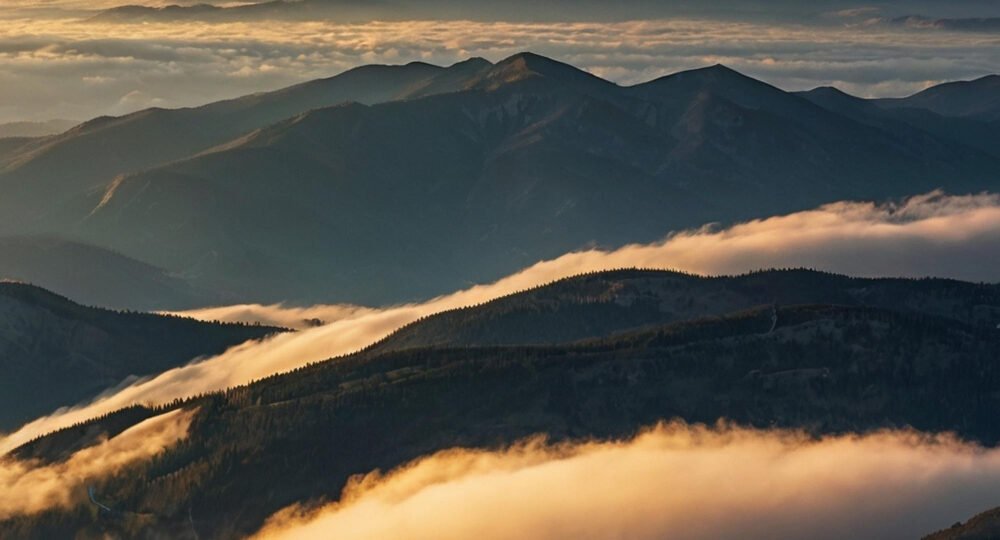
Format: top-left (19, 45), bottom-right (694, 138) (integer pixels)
top-left (0, 5), bottom-right (998, 122)
top-left (250, 422), bottom-right (1000, 540)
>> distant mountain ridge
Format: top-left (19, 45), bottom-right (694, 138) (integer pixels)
top-left (1, 52), bottom-right (998, 308)
top-left (875, 74), bottom-right (1000, 121)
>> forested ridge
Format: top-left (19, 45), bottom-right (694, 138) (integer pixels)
top-left (3, 269), bottom-right (999, 539)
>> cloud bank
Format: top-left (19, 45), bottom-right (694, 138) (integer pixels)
top-left (1, 191), bottom-right (999, 456)
top-left (0, 407), bottom-right (195, 519)
top-left (165, 303), bottom-right (377, 330)
top-left (252, 422), bottom-right (1000, 540)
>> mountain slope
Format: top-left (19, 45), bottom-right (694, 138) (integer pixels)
top-left (73, 55), bottom-right (1000, 305)
top-left (0, 58), bottom-right (493, 232)
top-left (877, 75), bottom-right (1000, 121)
top-left (2, 54), bottom-right (999, 307)
top-left (0, 236), bottom-right (222, 310)
top-left (77, 83), bottom-right (700, 303)
top-left (374, 268), bottom-right (1000, 351)
top-left (0, 283), bottom-right (281, 430)
top-left (799, 85), bottom-right (1000, 158)
top-left (4, 269), bottom-right (999, 539)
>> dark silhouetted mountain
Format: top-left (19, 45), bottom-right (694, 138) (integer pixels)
top-left (2, 53), bottom-right (999, 307)
top-left (876, 74), bottom-right (1000, 121)
top-left (0, 282), bottom-right (281, 431)
top-left (4, 269), bottom-right (999, 539)
top-left (0, 236), bottom-right (222, 311)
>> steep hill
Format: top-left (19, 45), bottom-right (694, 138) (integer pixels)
top-left (0, 282), bottom-right (281, 430)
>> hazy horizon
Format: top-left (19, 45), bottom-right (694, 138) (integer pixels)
top-left (1, 0), bottom-right (999, 123)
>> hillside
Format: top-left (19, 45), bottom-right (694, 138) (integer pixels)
top-left (0, 236), bottom-right (221, 310)
top-left (4, 269), bottom-right (999, 539)
top-left (876, 75), bottom-right (1000, 121)
top-left (374, 268), bottom-right (1000, 351)
top-left (799, 85), bottom-right (1000, 159)
top-left (0, 282), bottom-right (281, 430)
top-left (0, 57), bottom-right (493, 235)
top-left (65, 54), bottom-right (1000, 305)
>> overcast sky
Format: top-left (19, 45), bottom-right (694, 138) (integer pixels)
top-left (1, 0), bottom-right (999, 123)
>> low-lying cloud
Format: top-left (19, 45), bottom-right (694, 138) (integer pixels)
top-left (0, 407), bottom-right (195, 519)
top-left (1, 191), bottom-right (999, 456)
top-left (165, 303), bottom-right (377, 330)
top-left (251, 422), bottom-right (1000, 540)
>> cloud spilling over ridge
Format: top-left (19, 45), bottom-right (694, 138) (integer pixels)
top-left (251, 422), bottom-right (1000, 540)
top-left (165, 303), bottom-right (377, 330)
top-left (0, 408), bottom-right (195, 519)
top-left (176, 190), bottom-right (1000, 328)
top-left (2, 191), bottom-right (1000, 456)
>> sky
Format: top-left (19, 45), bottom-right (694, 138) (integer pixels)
top-left (0, 0), bottom-right (999, 124)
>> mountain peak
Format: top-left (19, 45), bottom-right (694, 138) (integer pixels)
top-left (630, 63), bottom-right (780, 103)
top-left (674, 63), bottom-right (755, 83)
top-left (630, 63), bottom-right (770, 98)
top-left (472, 52), bottom-right (614, 91)
top-left (801, 86), bottom-right (861, 101)
top-left (450, 57), bottom-right (493, 69)
top-left (705, 63), bottom-right (736, 72)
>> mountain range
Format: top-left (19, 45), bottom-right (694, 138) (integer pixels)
top-left (1, 52), bottom-right (998, 307)
top-left (2, 268), bottom-right (998, 538)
